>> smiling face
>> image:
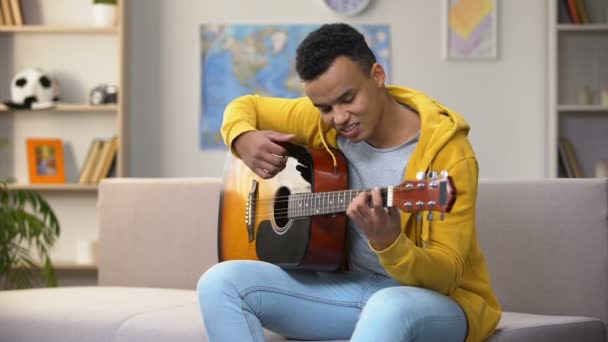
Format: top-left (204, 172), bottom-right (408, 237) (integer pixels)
top-left (303, 56), bottom-right (387, 144)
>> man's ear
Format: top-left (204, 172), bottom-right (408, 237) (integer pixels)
top-left (370, 63), bottom-right (385, 87)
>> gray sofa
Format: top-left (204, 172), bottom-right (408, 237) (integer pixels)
top-left (0, 178), bottom-right (607, 342)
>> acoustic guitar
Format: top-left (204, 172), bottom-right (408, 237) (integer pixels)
top-left (218, 144), bottom-right (456, 271)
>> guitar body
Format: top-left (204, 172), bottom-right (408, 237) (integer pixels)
top-left (218, 144), bottom-right (349, 271)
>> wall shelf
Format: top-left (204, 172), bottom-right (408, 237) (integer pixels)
top-left (0, 25), bottom-right (118, 34)
top-left (52, 261), bottom-right (98, 271)
top-left (7, 183), bottom-right (99, 192)
top-left (557, 24), bottom-right (608, 32)
top-left (0, 103), bottom-right (118, 113)
top-left (557, 105), bottom-right (608, 112)
top-left (17, 260), bottom-right (98, 271)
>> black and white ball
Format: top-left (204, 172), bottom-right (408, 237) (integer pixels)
top-left (7, 68), bottom-right (59, 110)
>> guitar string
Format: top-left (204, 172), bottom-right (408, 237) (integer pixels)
top-left (251, 201), bottom-right (435, 213)
top-left (247, 186), bottom-right (424, 205)
top-left (250, 195), bottom-right (439, 210)
top-left (248, 191), bottom-right (443, 220)
top-left (248, 191), bottom-right (440, 210)
top-left (239, 187), bottom-right (447, 220)
top-left (251, 205), bottom-right (442, 221)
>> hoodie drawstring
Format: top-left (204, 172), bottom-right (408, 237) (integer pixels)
top-left (318, 116), bottom-right (338, 171)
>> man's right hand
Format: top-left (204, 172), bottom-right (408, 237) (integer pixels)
top-left (233, 130), bottom-right (295, 179)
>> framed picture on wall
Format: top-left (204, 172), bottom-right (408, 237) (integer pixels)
top-left (26, 138), bottom-right (66, 184)
top-left (443, 0), bottom-right (498, 60)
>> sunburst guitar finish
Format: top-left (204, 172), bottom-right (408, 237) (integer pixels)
top-left (218, 144), bottom-right (456, 271)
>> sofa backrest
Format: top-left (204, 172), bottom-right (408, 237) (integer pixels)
top-left (476, 178), bottom-right (608, 325)
top-left (98, 177), bottom-right (608, 326)
top-left (98, 178), bottom-right (221, 290)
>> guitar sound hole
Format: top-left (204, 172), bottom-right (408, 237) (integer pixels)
top-left (274, 186), bottom-right (290, 229)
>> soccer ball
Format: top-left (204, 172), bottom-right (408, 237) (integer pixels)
top-left (7, 68), bottom-right (59, 110)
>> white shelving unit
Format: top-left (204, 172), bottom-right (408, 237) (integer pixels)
top-left (0, 0), bottom-right (129, 276)
top-left (548, 0), bottom-right (608, 178)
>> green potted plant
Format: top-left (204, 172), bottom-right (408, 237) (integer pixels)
top-left (0, 177), bottom-right (61, 290)
top-left (92, 0), bottom-right (118, 27)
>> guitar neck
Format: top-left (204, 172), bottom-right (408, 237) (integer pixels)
top-left (287, 188), bottom-right (393, 219)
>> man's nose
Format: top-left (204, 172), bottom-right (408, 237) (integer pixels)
top-left (333, 105), bottom-right (349, 125)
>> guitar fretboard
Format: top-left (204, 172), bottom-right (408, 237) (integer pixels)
top-left (287, 188), bottom-right (391, 219)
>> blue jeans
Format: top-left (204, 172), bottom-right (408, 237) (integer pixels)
top-left (197, 260), bottom-right (467, 342)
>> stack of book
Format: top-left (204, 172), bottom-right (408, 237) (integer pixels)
top-left (558, 0), bottom-right (591, 24)
top-left (558, 137), bottom-right (583, 178)
top-left (78, 136), bottom-right (119, 184)
top-left (0, 0), bottom-right (23, 26)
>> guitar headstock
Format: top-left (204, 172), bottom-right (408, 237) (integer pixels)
top-left (391, 171), bottom-right (457, 220)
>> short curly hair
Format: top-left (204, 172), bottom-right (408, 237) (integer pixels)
top-left (296, 23), bottom-right (376, 82)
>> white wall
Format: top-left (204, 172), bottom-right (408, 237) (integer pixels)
top-left (127, 0), bottom-right (548, 179)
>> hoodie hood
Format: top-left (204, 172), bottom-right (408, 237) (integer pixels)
top-left (315, 86), bottom-right (472, 175)
top-left (385, 86), bottom-right (471, 176)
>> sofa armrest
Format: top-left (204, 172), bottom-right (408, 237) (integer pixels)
top-left (98, 178), bottom-right (222, 289)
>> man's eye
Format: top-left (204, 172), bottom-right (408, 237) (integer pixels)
top-left (343, 97), bottom-right (354, 103)
top-left (319, 106), bottom-right (332, 113)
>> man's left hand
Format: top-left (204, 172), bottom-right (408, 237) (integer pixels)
top-left (346, 187), bottom-right (402, 251)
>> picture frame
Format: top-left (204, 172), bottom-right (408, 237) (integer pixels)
top-left (443, 0), bottom-right (498, 60)
top-left (26, 138), bottom-right (66, 184)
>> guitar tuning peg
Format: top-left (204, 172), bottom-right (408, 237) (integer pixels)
top-left (416, 211), bottom-right (422, 222)
top-left (416, 171), bottom-right (425, 180)
top-left (440, 170), bottom-right (449, 179)
top-left (429, 171), bottom-right (438, 180)
top-left (427, 211), bottom-right (434, 221)
top-left (440, 212), bottom-right (445, 221)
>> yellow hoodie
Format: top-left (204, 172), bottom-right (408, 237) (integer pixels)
top-left (221, 85), bottom-right (502, 342)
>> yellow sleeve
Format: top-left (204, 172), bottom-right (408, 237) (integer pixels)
top-left (220, 94), bottom-right (337, 155)
top-left (373, 157), bottom-right (478, 295)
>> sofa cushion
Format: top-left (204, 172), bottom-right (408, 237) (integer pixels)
top-left (0, 287), bottom-right (344, 342)
top-left (0, 286), bottom-right (604, 342)
top-left (487, 312), bottom-right (605, 342)
top-left (110, 295), bottom-right (343, 342)
top-left (0, 287), bottom-right (198, 342)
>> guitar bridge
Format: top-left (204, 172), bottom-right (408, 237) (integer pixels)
top-left (246, 179), bottom-right (258, 242)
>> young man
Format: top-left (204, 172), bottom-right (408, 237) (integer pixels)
top-left (198, 23), bottom-right (501, 342)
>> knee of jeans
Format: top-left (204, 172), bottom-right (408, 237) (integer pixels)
top-left (197, 260), bottom-right (248, 303)
top-left (365, 287), bottom-right (458, 322)
top-left (359, 287), bottom-right (466, 341)
top-left (363, 287), bottom-right (424, 323)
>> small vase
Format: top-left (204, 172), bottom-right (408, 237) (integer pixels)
top-left (601, 88), bottom-right (608, 107)
top-left (576, 86), bottom-right (592, 105)
top-left (92, 4), bottom-right (117, 27)
top-left (595, 160), bottom-right (608, 178)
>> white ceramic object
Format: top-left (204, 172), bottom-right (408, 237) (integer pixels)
top-left (595, 160), bottom-right (608, 178)
top-left (576, 86), bottom-right (592, 105)
top-left (600, 88), bottom-right (608, 107)
top-left (76, 239), bottom-right (99, 264)
top-left (92, 3), bottom-right (117, 27)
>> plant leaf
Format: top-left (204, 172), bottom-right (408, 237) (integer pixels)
top-left (0, 180), bottom-right (61, 289)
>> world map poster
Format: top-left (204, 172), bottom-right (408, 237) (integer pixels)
top-left (200, 24), bottom-right (391, 149)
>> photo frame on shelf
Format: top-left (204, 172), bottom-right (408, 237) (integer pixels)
top-left (26, 138), bottom-right (66, 184)
top-left (443, 0), bottom-right (498, 60)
